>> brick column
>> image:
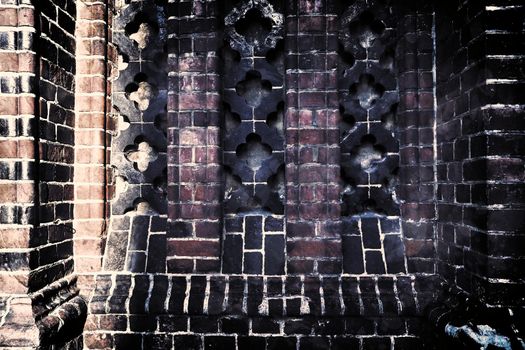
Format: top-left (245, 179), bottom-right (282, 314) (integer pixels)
top-left (285, 1), bottom-right (342, 274)
top-left (0, 1), bottom-right (39, 346)
top-left (436, 0), bottom-right (525, 305)
top-left (1, 0), bottom-right (86, 347)
top-left (396, 4), bottom-right (436, 274)
top-left (74, 0), bottom-right (114, 296)
top-left (167, 0), bottom-right (222, 273)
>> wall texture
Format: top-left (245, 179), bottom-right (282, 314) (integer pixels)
top-left (0, 0), bottom-right (523, 349)
top-left (0, 0), bottom-right (86, 348)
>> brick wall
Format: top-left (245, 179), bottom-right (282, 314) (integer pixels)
top-left (0, 0), bottom-right (86, 348)
top-left (85, 1), bottom-right (444, 349)
top-left (0, 0), bottom-right (39, 346)
top-left (0, 0), bottom-right (523, 349)
top-left (435, 0), bottom-right (525, 306)
top-left (74, 0), bottom-right (115, 295)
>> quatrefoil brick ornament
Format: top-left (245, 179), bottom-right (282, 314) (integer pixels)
top-left (125, 141), bottom-right (158, 172)
top-left (225, 0), bottom-right (284, 56)
top-left (338, 0), bottom-right (400, 217)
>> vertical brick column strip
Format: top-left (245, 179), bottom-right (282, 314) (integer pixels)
top-left (219, 0), bottom-right (286, 275)
top-left (0, 0), bottom-right (39, 346)
top-left (1, 0), bottom-right (87, 347)
top-left (436, 0), bottom-right (525, 305)
top-left (285, 1), bottom-right (342, 275)
top-left (103, 0), bottom-right (168, 273)
top-left (74, 0), bottom-right (113, 295)
top-left (478, 0), bottom-right (525, 306)
top-left (397, 4), bottom-right (436, 274)
top-left (167, 0), bottom-right (223, 273)
top-left (338, 0), bottom-right (406, 276)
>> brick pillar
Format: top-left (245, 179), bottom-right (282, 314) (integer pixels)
top-left (167, 0), bottom-right (222, 273)
top-left (436, 0), bottom-right (525, 306)
top-left (74, 0), bottom-right (114, 296)
top-left (0, 0), bottom-right (86, 347)
top-left (396, 4), bottom-right (436, 274)
top-left (0, 1), bottom-right (39, 346)
top-left (285, 1), bottom-right (342, 274)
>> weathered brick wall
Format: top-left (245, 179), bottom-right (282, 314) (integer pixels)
top-left (74, 0), bottom-right (116, 296)
top-left (0, 0), bottom-right (523, 349)
top-left (435, 0), bottom-right (525, 306)
top-left (84, 1), bottom-right (444, 349)
top-left (85, 273), bottom-right (440, 349)
top-left (0, 0), bottom-right (40, 346)
top-left (0, 0), bottom-right (86, 348)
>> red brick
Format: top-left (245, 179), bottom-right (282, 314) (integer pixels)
top-left (167, 239), bottom-right (219, 257)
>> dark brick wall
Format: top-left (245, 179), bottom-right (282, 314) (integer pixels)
top-left (435, 0), bottom-right (525, 306)
top-left (85, 273), bottom-right (441, 349)
top-left (0, 0), bottom-right (86, 348)
top-left (31, 0), bottom-right (77, 291)
top-left (0, 0), bottom-right (524, 349)
top-left (86, 1), bottom-right (446, 349)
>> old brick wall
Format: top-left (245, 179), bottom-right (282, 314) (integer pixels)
top-left (435, 0), bottom-right (525, 306)
top-left (0, 0), bottom-right (86, 348)
top-left (83, 1), bottom-right (443, 349)
top-left (0, 0), bottom-right (523, 349)
top-left (0, 0), bottom-right (40, 346)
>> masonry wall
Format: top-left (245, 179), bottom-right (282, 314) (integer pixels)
top-left (435, 0), bottom-right (525, 307)
top-left (0, 0), bottom-right (40, 346)
top-left (0, 0), bottom-right (87, 348)
top-left (83, 1), bottom-right (442, 349)
top-left (0, 0), bottom-right (524, 349)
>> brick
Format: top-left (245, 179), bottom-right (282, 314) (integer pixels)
top-left (167, 239), bottom-right (219, 257)
top-left (287, 240), bottom-right (341, 258)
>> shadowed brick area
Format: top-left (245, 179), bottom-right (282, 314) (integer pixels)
top-left (0, 0), bottom-right (523, 349)
top-left (0, 0), bottom-right (86, 348)
top-left (84, 273), bottom-right (441, 349)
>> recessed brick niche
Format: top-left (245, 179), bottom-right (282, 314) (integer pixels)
top-left (0, 0), bottom-right (523, 349)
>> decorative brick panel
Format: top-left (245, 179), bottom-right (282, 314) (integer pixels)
top-left (103, 0), bottom-right (168, 273)
top-left (337, 0), bottom-right (406, 276)
top-left (1, 0), bottom-right (523, 349)
top-left (220, 0), bottom-right (286, 275)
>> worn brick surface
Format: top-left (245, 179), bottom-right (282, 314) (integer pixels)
top-left (436, 0), bottom-right (525, 306)
top-left (0, 0), bottom-right (524, 349)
